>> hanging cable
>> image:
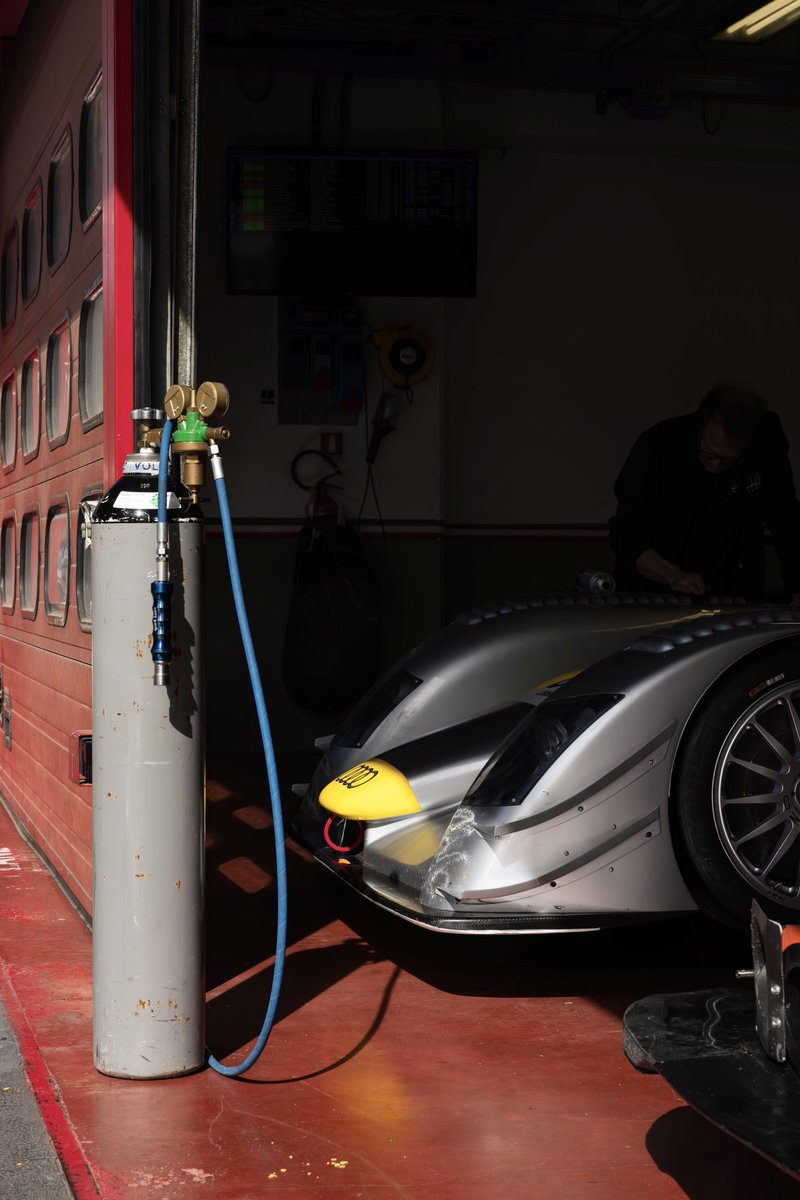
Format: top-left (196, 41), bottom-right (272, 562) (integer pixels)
top-left (356, 345), bottom-right (391, 553)
top-left (339, 74), bottom-right (353, 146)
top-left (206, 442), bottom-right (288, 1077)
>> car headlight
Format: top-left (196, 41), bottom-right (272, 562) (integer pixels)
top-left (466, 694), bottom-right (623, 807)
top-left (334, 668), bottom-right (423, 749)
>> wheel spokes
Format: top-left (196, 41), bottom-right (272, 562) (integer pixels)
top-left (729, 755), bottom-right (784, 783)
top-left (712, 681), bottom-right (800, 905)
top-left (757, 823), bottom-right (800, 880)
top-left (721, 791), bottom-right (780, 807)
top-left (749, 715), bottom-right (794, 768)
top-left (730, 809), bottom-right (789, 850)
top-left (783, 695), bottom-right (800, 755)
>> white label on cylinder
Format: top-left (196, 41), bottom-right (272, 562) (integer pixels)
top-left (123, 459), bottom-right (161, 475)
top-left (113, 492), bottom-right (180, 510)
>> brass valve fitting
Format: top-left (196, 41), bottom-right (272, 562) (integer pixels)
top-left (161, 382), bottom-right (232, 506)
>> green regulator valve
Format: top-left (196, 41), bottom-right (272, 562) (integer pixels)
top-left (167, 381), bottom-right (231, 505)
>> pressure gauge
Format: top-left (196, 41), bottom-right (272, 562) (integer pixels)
top-left (164, 384), bottom-right (193, 420)
top-left (196, 381), bottom-right (230, 420)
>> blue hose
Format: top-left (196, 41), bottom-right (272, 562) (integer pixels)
top-left (152, 421), bottom-right (177, 683)
top-left (207, 449), bottom-right (288, 1077)
top-left (157, 419), bottom-right (175, 523)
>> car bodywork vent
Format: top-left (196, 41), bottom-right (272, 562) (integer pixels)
top-left (455, 592), bottom-right (744, 626)
top-left (630, 610), bottom-right (800, 654)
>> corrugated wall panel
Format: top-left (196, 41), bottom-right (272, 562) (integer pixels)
top-left (0, 0), bottom-right (107, 915)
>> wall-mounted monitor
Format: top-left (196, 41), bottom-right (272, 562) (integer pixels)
top-left (227, 147), bottom-right (478, 298)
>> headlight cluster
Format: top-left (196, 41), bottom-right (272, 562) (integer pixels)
top-left (334, 668), bottom-right (423, 749)
top-left (466, 694), bottom-right (622, 807)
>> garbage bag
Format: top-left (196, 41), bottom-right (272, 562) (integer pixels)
top-left (282, 513), bottom-right (382, 712)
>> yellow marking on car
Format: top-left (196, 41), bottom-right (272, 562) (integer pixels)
top-left (530, 610), bottom-right (736, 696)
top-left (532, 670), bottom-right (582, 691)
top-left (590, 608), bottom-right (724, 634)
top-left (383, 823), bottom-right (443, 865)
top-left (320, 759), bottom-right (422, 820)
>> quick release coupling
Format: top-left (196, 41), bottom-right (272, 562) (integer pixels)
top-left (151, 535), bottom-right (173, 687)
top-left (151, 582), bottom-right (173, 686)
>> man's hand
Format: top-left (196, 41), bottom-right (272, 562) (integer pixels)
top-left (667, 571), bottom-right (708, 595)
top-left (635, 548), bottom-right (708, 596)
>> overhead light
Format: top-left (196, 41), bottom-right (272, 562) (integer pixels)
top-left (714, 0), bottom-right (800, 41)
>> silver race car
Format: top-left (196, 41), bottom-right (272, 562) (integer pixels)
top-left (293, 590), bottom-right (800, 932)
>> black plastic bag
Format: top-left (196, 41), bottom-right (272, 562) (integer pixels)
top-left (282, 513), bottom-right (382, 712)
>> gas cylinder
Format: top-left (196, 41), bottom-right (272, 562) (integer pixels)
top-left (91, 445), bottom-right (205, 1078)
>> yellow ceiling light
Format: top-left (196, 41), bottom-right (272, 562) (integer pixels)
top-left (715, 0), bottom-right (800, 40)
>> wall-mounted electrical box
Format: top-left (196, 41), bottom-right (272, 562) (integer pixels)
top-left (278, 299), bottom-right (365, 426)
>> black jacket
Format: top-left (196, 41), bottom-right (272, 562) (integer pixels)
top-left (609, 412), bottom-right (800, 599)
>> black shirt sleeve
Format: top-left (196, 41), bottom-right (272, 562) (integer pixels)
top-left (758, 415), bottom-right (800, 596)
top-left (608, 424), bottom-right (668, 575)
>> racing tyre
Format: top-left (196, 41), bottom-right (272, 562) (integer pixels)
top-left (673, 648), bottom-right (800, 927)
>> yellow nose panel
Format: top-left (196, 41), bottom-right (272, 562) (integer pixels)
top-left (319, 759), bottom-right (422, 820)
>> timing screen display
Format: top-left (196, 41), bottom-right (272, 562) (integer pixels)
top-left (227, 148), bottom-right (478, 297)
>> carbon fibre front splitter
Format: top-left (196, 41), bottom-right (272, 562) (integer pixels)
top-left (311, 847), bottom-right (686, 935)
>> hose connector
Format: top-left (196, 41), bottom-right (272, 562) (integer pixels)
top-left (151, 578), bottom-right (173, 687)
top-left (208, 440), bottom-right (224, 481)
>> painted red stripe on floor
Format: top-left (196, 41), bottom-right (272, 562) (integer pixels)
top-left (0, 964), bottom-right (107, 1199)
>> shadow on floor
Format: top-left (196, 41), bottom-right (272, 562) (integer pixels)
top-left (647, 1107), bottom-right (800, 1198)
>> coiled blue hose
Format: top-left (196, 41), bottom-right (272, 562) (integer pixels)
top-left (206, 446), bottom-right (288, 1076)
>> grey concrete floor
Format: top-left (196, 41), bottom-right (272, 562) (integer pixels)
top-left (0, 1001), bottom-right (71, 1200)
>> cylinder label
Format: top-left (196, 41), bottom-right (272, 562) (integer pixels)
top-left (123, 459), bottom-right (161, 475)
top-left (113, 492), bottom-right (180, 511)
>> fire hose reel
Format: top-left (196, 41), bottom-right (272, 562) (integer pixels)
top-left (372, 328), bottom-right (434, 387)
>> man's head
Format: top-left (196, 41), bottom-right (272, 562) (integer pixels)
top-left (697, 383), bottom-right (766, 474)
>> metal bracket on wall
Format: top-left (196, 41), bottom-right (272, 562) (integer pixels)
top-left (3, 692), bottom-right (11, 750)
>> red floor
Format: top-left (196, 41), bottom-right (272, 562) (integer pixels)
top-left (2, 756), bottom-right (800, 1199)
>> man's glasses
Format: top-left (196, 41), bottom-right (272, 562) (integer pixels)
top-left (697, 437), bottom-right (742, 470)
top-left (698, 448), bottom-right (740, 468)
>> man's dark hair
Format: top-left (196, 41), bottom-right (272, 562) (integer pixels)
top-left (698, 383), bottom-right (767, 442)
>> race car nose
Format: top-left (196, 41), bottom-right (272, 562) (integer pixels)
top-left (319, 759), bottom-right (423, 820)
